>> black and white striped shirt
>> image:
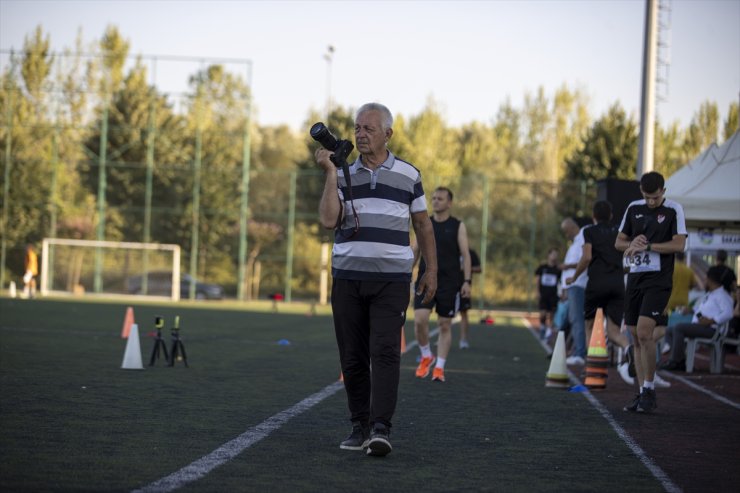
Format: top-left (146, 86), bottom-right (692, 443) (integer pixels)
top-left (332, 151), bottom-right (427, 282)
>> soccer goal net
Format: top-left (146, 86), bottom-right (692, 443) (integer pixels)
top-left (40, 238), bottom-right (181, 300)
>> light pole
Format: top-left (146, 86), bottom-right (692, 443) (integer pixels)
top-left (324, 45), bottom-right (335, 120)
top-left (320, 44), bottom-right (335, 306)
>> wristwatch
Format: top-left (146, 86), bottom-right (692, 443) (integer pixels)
top-left (464, 279), bottom-right (472, 284)
top-left (646, 243), bottom-right (652, 251)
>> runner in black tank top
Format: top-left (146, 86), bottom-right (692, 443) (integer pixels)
top-left (566, 201), bottom-right (634, 386)
top-left (413, 187), bottom-right (472, 383)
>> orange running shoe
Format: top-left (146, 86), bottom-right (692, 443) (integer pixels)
top-left (415, 356), bottom-right (436, 378)
top-left (432, 367), bottom-right (445, 382)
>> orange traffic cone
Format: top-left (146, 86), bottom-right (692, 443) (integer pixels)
top-left (121, 306), bottom-right (135, 339)
top-left (584, 308), bottom-right (608, 390)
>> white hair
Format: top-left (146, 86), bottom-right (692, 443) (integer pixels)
top-left (356, 103), bottom-right (393, 131)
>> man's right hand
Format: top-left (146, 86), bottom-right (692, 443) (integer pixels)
top-left (315, 148), bottom-right (335, 172)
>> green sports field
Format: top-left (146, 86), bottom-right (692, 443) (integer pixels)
top-left (0, 297), bottom-right (728, 492)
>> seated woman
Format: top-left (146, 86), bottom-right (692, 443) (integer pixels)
top-left (660, 265), bottom-right (734, 371)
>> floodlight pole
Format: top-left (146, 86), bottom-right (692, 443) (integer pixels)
top-left (324, 45), bottom-right (335, 119)
top-left (637, 0), bottom-right (658, 177)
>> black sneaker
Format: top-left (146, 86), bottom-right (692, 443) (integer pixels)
top-left (623, 393), bottom-right (641, 412)
top-left (626, 345), bottom-right (636, 378)
top-left (340, 422), bottom-right (370, 450)
top-left (637, 388), bottom-right (657, 413)
top-left (366, 423), bottom-right (392, 457)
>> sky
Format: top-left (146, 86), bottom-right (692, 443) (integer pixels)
top-left (0, 0), bottom-right (738, 132)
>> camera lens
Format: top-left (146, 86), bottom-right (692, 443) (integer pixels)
top-left (310, 122), bottom-right (327, 139)
top-left (310, 122), bottom-right (338, 151)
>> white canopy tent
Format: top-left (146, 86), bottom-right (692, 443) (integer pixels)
top-left (666, 130), bottom-right (740, 277)
top-left (666, 130), bottom-right (740, 229)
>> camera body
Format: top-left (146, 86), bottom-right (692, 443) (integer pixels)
top-left (310, 122), bottom-right (354, 167)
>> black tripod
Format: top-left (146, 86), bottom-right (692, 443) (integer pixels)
top-left (168, 316), bottom-right (188, 367)
top-left (149, 316), bottom-right (169, 366)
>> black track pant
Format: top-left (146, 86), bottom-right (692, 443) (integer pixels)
top-left (331, 279), bottom-right (409, 428)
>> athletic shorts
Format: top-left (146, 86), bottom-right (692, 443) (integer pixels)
top-left (624, 284), bottom-right (670, 326)
top-left (538, 293), bottom-right (559, 312)
top-left (414, 282), bottom-right (461, 318)
top-left (584, 278), bottom-right (624, 325)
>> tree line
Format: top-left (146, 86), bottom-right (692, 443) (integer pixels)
top-left (1, 25), bottom-right (737, 304)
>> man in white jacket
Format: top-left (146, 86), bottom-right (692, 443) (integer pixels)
top-left (660, 265), bottom-right (734, 371)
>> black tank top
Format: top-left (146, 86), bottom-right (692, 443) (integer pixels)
top-left (419, 216), bottom-right (462, 284)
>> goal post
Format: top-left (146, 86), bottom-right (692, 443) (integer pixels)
top-left (40, 238), bottom-right (181, 300)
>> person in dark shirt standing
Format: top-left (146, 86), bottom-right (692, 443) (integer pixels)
top-left (566, 201), bottom-right (634, 385)
top-left (413, 187), bottom-right (472, 383)
top-left (616, 171), bottom-right (687, 413)
top-left (535, 248), bottom-right (561, 341)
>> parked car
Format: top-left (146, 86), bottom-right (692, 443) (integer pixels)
top-left (126, 271), bottom-right (224, 300)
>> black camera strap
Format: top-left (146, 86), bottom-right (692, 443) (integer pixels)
top-left (337, 162), bottom-right (360, 239)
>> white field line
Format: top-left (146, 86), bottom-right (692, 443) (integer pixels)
top-left (692, 352), bottom-right (740, 371)
top-left (131, 382), bottom-right (344, 493)
top-left (133, 326), bottom-right (437, 492)
top-left (662, 372), bottom-right (740, 410)
top-left (522, 318), bottom-right (683, 493)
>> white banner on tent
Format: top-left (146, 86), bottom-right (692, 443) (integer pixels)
top-left (687, 229), bottom-right (740, 252)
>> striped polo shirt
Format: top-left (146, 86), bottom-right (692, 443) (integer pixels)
top-left (332, 150), bottom-right (427, 282)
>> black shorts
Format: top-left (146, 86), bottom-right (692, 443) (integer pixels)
top-left (624, 284), bottom-right (670, 326)
top-left (414, 282), bottom-right (460, 318)
top-left (538, 293), bottom-right (559, 312)
top-left (584, 278), bottom-right (624, 325)
top-left (460, 296), bottom-right (472, 312)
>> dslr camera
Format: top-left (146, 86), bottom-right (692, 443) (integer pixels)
top-left (310, 122), bottom-right (354, 168)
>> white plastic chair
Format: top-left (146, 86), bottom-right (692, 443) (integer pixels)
top-left (718, 329), bottom-right (740, 368)
top-left (685, 320), bottom-right (730, 374)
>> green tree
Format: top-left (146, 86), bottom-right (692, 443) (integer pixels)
top-left (183, 64), bottom-right (251, 284)
top-left (564, 103), bottom-right (638, 183)
top-left (83, 60), bottom-right (189, 242)
top-left (723, 101), bottom-right (738, 140)
top-left (682, 101), bottom-right (720, 158)
top-left (97, 25), bottom-right (129, 94)
top-left (401, 100), bottom-right (460, 181)
top-left (654, 120), bottom-right (686, 178)
top-left (0, 32), bottom-right (55, 262)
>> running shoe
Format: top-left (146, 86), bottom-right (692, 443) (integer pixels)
top-left (637, 388), bottom-right (657, 413)
top-left (623, 393), bottom-right (641, 412)
top-left (617, 362), bottom-right (635, 385)
top-left (340, 422), bottom-right (370, 450)
top-left (366, 424), bottom-right (392, 457)
top-left (415, 355), bottom-right (436, 378)
top-left (432, 367), bottom-right (445, 382)
top-left (459, 339), bottom-right (470, 349)
top-left (654, 373), bottom-right (671, 388)
top-left (566, 355), bottom-right (585, 366)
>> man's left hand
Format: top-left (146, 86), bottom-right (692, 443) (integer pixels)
top-left (417, 271), bottom-right (437, 304)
